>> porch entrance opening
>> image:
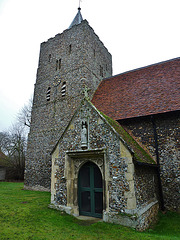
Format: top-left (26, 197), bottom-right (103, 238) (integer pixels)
top-left (78, 161), bottom-right (103, 218)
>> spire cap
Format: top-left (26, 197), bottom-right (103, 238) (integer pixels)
top-left (69, 8), bottom-right (83, 29)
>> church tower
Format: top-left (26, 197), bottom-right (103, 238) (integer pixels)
top-left (24, 8), bottom-right (112, 191)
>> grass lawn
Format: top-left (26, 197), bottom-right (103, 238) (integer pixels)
top-left (0, 182), bottom-right (179, 240)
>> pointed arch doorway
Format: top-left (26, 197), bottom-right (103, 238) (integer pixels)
top-left (78, 162), bottom-right (103, 218)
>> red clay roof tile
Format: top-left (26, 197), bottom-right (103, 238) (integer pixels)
top-left (92, 58), bottom-right (180, 120)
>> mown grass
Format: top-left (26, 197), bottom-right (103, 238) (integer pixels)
top-left (0, 182), bottom-right (179, 240)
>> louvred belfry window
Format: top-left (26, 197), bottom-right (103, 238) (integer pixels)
top-left (46, 87), bottom-right (51, 101)
top-left (61, 82), bottom-right (66, 97)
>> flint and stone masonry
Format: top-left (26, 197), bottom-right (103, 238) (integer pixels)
top-left (50, 99), bottom-right (159, 231)
top-left (120, 111), bottom-right (180, 211)
top-left (24, 20), bottom-right (112, 191)
top-left (24, 9), bottom-right (179, 230)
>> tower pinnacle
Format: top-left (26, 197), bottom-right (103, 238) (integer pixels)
top-left (69, 7), bottom-right (83, 29)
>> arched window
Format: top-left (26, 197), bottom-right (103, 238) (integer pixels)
top-left (61, 82), bottom-right (66, 97)
top-left (46, 87), bottom-right (51, 101)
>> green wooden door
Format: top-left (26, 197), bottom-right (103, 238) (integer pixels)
top-left (78, 162), bottom-right (103, 218)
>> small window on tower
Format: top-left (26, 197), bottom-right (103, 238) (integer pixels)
top-left (48, 54), bottom-right (52, 62)
top-left (100, 65), bottom-right (103, 77)
top-left (56, 60), bottom-right (58, 71)
top-left (69, 44), bottom-right (72, 54)
top-left (46, 87), bottom-right (51, 101)
top-left (56, 59), bottom-right (62, 71)
top-left (61, 82), bottom-right (66, 97)
top-left (94, 49), bottom-right (96, 57)
top-left (59, 59), bottom-right (61, 69)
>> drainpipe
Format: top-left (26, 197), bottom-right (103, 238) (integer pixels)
top-left (151, 116), bottom-right (165, 211)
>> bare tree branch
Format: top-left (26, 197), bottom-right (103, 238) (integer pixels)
top-left (17, 97), bottom-right (33, 129)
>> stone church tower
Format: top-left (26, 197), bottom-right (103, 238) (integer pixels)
top-left (24, 8), bottom-right (112, 191)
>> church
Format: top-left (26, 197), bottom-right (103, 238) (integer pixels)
top-left (24, 8), bottom-right (180, 230)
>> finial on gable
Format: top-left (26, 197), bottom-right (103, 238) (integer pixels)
top-left (82, 85), bottom-right (91, 100)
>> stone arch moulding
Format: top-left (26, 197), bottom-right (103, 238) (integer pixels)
top-left (64, 148), bottom-right (110, 217)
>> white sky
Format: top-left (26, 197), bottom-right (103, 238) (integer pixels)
top-left (0, 0), bottom-right (179, 132)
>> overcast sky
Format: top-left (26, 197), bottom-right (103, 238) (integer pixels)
top-left (0, 0), bottom-right (179, 132)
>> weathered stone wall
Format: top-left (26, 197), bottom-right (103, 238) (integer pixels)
top-left (134, 165), bottom-right (158, 208)
top-left (120, 111), bottom-right (180, 211)
top-left (136, 202), bottom-right (159, 231)
top-left (52, 101), bottom-right (130, 213)
top-left (50, 100), bottom-right (159, 230)
top-left (103, 201), bottom-right (159, 231)
top-left (25, 20), bottom-right (112, 190)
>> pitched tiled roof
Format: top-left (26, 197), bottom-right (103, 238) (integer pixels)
top-left (98, 110), bottom-right (156, 165)
top-left (92, 58), bottom-right (180, 120)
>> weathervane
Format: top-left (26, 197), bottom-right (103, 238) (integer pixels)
top-left (79, 0), bottom-right (82, 9)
